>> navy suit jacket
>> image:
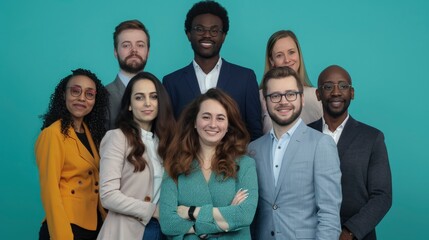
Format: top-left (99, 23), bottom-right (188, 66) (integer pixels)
top-left (308, 116), bottom-right (392, 240)
top-left (163, 59), bottom-right (262, 140)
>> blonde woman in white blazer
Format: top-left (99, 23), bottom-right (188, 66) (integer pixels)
top-left (97, 72), bottom-right (175, 240)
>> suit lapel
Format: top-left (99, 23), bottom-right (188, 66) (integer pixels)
top-left (216, 59), bottom-right (229, 89)
top-left (261, 134), bottom-right (276, 199)
top-left (69, 123), bottom-right (99, 169)
top-left (184, 63), bottom-right (202, 96)
top-left (312, 119), bottom-right (323, 132)
top-left (114, 75), bottom-right (126, 94)
top-left (274, 121), bottom-right (305, 199)
top-left (337, 116), bottom-right (359, 158)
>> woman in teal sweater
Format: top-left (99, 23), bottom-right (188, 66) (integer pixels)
top-left (160, 88), bottom-right (258, 239)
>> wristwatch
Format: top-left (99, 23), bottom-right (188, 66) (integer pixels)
top-left (188, 206), bottom-right (196, 221)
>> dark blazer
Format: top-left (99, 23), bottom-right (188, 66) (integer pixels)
top-left (163, 59), bottom-right (262, 140)
top-left (308, 116), bottom-right (392, 240)
top-left (106, 75), bottom-right (125, 130)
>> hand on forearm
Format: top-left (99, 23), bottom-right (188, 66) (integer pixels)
top-left (231, 188), bottom-right (249, 205)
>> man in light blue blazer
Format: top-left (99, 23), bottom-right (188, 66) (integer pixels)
top-left (163, 1), bottom-right (262, 140)
top-left (248, 66), bottom-right (342, 239)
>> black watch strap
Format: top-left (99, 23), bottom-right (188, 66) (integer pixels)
top-left (188, 206), bottom-right (196, 221)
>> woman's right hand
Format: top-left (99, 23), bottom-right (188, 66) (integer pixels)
top-left (230, 188), bottom-right (249, 205)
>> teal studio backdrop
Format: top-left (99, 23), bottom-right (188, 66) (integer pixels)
top-left (1, 0), bottom-right (427, 238)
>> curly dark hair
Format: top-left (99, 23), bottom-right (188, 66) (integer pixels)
top-left (40, 68), bottom-right (109, 146)
top-left (164, 88), bottom-right (250, 182)
top-left (184, 0), bottom-right (229, 34)
top-left (116, 72), bottom-right (176, 172)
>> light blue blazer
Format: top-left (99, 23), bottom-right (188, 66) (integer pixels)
top-left (248, 121), bottom-right (342, 240)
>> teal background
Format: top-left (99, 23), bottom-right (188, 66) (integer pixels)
top-left (1, 0), bottom-right (428, 238)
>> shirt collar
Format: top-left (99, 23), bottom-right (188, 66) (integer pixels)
top-left (192, 57), bottom-right (223, 74)
top-left (118, 71), bottom-right (132, 86)
top-left (270, 118), bottom-right (302, 141)
top-left (322, 114), bottom-right (350, 133)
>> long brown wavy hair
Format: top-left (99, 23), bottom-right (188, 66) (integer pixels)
top-left (164, 88), bottom-right (250, 182)
top-left (116, 72), bottom-right (175, 172)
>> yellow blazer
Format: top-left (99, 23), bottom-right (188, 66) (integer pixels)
top-left (35, 120), bottom-right (106, 240)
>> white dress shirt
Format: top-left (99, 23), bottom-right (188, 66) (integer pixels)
top-left (141, 128), bottom-right (164, 204)
top-left (193, 58), bottom-right (222, 93)
top-left (322, 114), bottom-right (350, 144)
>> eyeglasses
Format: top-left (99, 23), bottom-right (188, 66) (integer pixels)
top-left (191, 26), bottom-right (223, 37)
top-left (265, 91), bottom-right (302, 103)
top-left (319, 82), bottom-right (352, 92)
top-left (67, 86), bottom-right (97, 100)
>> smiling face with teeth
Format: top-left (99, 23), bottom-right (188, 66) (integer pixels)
top-left (187, 13), bottom-right (226, 61)
top-left (195, 99), bottom-right (229, 148)
top-left (266, 76), bottom-right (303, 131)
top-left (316, 65), bottom-right (354, 119)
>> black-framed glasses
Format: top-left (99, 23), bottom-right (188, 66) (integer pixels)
top-left (319, 82), bottom-right (351, 92)
top-left (265, 91), bottom-right (302, 103)
top-left (67, 85), bottom-right (97, 100)
top-left (191, 26), bottom-right (223, 37)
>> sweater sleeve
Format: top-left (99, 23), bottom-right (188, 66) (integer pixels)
top-left (159, 173), bottom-right (194, 238)
top-left (35, 127), bottom-right (74, 240)
top-left (193, 157), bottom-right (259, 234)
top-left (216, 156), bottom-right (259, 231)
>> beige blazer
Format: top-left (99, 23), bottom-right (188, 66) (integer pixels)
top-left (97, 129), bottom-right (157, 240)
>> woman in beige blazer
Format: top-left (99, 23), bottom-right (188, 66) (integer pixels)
top-left (97, 72), bottom-right (175, 240)
top-left (260, 30), bottom-right (323, 133)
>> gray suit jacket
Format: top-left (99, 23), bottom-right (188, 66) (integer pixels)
top-left (248, 121), bottom-right (342, 240)
top-left (308, 116), bottom-right (392, 240)
top-left (106, 75), bottom-right (126, 129)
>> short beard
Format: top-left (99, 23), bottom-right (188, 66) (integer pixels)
top-left (118, 55), bottom-right (146, 74)
top-left (268, 105), bottom-right (302, 127)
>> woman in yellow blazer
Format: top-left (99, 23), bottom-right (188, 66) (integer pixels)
top-left (35, 69), bottom-right (109, 240)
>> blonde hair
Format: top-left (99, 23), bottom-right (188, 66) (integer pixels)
top-left (263, 30), bottom-right (313, 87)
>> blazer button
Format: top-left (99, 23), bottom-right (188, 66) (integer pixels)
top-left (271, 231), bottom-right (275, 236)
top-left (88, 170), bottom-right (93, 175)
top-left (272, 204), bottom-right (278, 210)
top-left (71, 190), bottom-right (75, 194)
top-left (95, 181), bottom-right (99, 186)
top-left (144, 196), bottom-right (151, 202)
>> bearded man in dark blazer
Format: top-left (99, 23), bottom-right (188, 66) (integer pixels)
top-left (308, 65), bottom-right (392, 240)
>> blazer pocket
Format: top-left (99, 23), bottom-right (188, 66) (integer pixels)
top-left (295, 228), bottom-right (315, 239)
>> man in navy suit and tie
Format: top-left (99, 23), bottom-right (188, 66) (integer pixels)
top-left (163, 0), bottom-right (262, 140)
top-left (309, 65), bottom-right (392, 240)
top-left (249, 66), bottom-right (342, 239)
top-left (106, 20), bottom-right (150, 129)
